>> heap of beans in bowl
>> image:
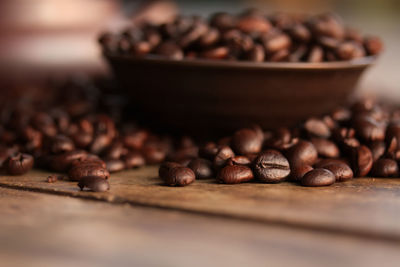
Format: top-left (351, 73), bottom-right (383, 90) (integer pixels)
top-left (99, 10), bottom-right (383, 62)
top-left (160, 98), bottom-right (400, 187)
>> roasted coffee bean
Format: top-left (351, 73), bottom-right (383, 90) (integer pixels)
top-left (198, 28), bottom-right (220, 47)
top-left (232, 128), bottom-right (263, 155)
top-left (71, 156), bottom-right (106, 169)
top-left (218, 165), bottom-right (254, 184)
top-left (199, 142), bottom-right (218, 160)
top-left (155, 42), bottom-right (184, 60)
top-left (290, 164), bottom-right (313, 181)
top-left (51, 135), bottom-right (75, 154)
top-left (372, 159), bottom-right (399, 177)
top-left (105, 142), bottom-right (126, 159)
top-left (142, 146), bottom-right (166, 164)
top-left (46, 174), bottom-right (58, 183)
top-left (245, 44), bottom-right (265, 62)
top-left (253, 150), bottom-right (290, 183)
top-left (301, 168), bottom-right (336, 187)
top-left (353, 116), bottom-right (386, 142)
top-left (188, 158), bottom-right (213, 179)
top-left (336, 41), bottom-right (365, 60)
top-left (201, 47), bottom-right (229, 60)
top-left (236, 16), bottom-right (271, 33)
top-left (261, 32), bottom-right (291, 53)
top-left (315, 160), bottom-right (353, 181)
top-left (162, 166), bottom-right (195, 186)
top-left (364, 36), bottom-right (383, 55)
top-left (310, 138), bottom-right (340, 158)
top-left (106, 159), bottom-right (125, 173)
top-left (6, 153), bottom-right (34, 175)
top-left (159, 162), bottom-right (182, 179)
top-left (210, 12), bottom-right (236, 30)
top-left (304, 117), bottom-right (331, 138)
top-left (78, 176), bottom-right (110, 192)
top-left (50, 150), bottom-right (88, 172)
top-left (369, 141), bottom-right (386, 161)
top-left (226, 155), bottom-right (251, 166)
top-left (351, 145), bottom-right (373, 177)
top-left (69, 163), bottom-right (110, 181)
top-left (286, 140), bottom-right (318, 166)
top-left (213, 146), bottom-right (235, 169)
top-left (307, 46), bottom-right (324, 62)
top-left (331, 107), bottom-right (352, 122)
top-left (269, 49), bottom-right (290, 62)
top-left (288, 23), bottom-right (311, 42)
top-left (124, 152), bottom-right (145, 169)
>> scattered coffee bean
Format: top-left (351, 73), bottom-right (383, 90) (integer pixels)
top-left (290, 164), bottom-right (313, 181)
top-left (69, 163), bottom-right (110, 181)
top-left (226, 155), bottom-right (252, 166)
top-left (286, 140), bottom-right (318, 166)
top-left (78, 176), bottom-right (110, 192)
top-left (213, 145), bottom-right (235, 169)
top-left (162, 166), bottom-right (195, 186)
top-left (372, 159), bottom-right (399, 177)
top-left (351, 145), bottom-right (373, 177)
top-left (188, 158), bottom-right (213, 179)
top-left (310, 138), bottom-right (340, 158)
top-left (232, 128), bottom-right (263, 155)
top-left (7, 153), bottom-right (34, 175)
top-left (253, 150), bottom-right (290, 183)
top-left (106, 159), bottom-right (125, 173)
top-left (46, 174), bottom-right (58, 183)
top-left (316, 160), bottom-right (353, 181)
top-left (218, 165), bottom-right (254, 184)
top-left (301, 168), bottom-right (336, 187)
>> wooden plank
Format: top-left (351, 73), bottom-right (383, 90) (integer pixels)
top-left (0, 187), bottom-right (399, 267)
top-left (2, 168), bottom-right (400, 241)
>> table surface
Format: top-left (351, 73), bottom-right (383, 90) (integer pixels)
top-left (1, 167), bottom-right (400, 267)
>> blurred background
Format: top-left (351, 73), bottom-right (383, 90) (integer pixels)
top-left (0, 0), bottom-right (398, 98)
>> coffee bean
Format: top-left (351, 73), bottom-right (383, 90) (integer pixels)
top-left (307, 46), bottom-right (324, 62)
top-left (198, 28), bottom-right (220, 47)
top-left (351, 145), bottom-right (373, 177)
top-left (201, 47), bottom-right (229, 60)
top-left (210, 12), bottom-right (236, 30)
top-left (372, 159), bottom-right (399, 177)
top-left (232, 128), bottom-right (263, 155)
top-left (162, 166), bottom-right (195, 186)
top-left (286, 140), bottom-right (318, 166)
top-left (46, 174), bottom-right (58, 183)
top-left (78, 176), bottom-right (110, 192)
top-left (226, 155), bottom-right (251, 166)
top-left (304, 117), bottom-right (331, 138)
top-left (301, 168), bottom-right (336, 187)
top-left (245, 44), bottom-right (265, 62)
top-left (68, 163), bottom-right (110, 181)
top-left (218, 165), bottom-right (254, 184)
top-left (369, 141), bottom-right (386, 161)
top-left (188, 158), bottom-right (213, 179)
top-left (124, 152), bottom-right (145, 169)
top-left (253, 150), bottom-right (290, 183)
top-left (50, 150), bottom-right (88, 172)
top-left (237, 16), bottom-right (271, 33)
top-left (106, 159), bottom-right (125, 173)
top-left (155, 42), bottom-right (184, 60)
top-left (261, 32), bottom-right (291, 53)
top-left (213, 146), bottom-right (235, 169)
top-left (288, 23), bottom-right (311, 42)
top-left (199, 142), bottom-right (218, 160)
top-left (51, 135), bottom-right (75, 154)
top-left (354, 115), bottom-right (386, 142)
top-left (316, 160), bottom-right (353, 181)
top-left (159, 162), bottom-right (182, 179)
top-left (6, 153), bottom-right (34, 175)
top-left (364, 36), bottom-right (383, 55)
top-left (142, 146), bottom-right (166, 164)
top-left (310, 138), bottom-right (340, 158)
top-left (290, 164), bottom-right (313, 181)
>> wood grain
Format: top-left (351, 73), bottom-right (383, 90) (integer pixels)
top-left (2, 167), bottom-right (400, 242)
top-left (1, 187), bottom-right (399, 267)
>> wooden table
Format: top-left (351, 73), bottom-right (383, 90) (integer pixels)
top-left (1, 167), bottom-right (400, 267)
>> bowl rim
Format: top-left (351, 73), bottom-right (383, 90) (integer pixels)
top-left (105, 53), bottom-right (377, 70)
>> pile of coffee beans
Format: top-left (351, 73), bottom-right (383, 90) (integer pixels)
top-left (0, 77), bottom-right (191, 192)
top-left (99, 10), bottom-right (383, 62)
top-left (159, 98), bottom-right (400, 187)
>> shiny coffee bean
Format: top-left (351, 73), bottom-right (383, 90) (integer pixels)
top-left (6, 153), bottom-right (34, 175)
top-left (354, 116), bottom-right (386, 142)
top-left (369, 141), bottom-right (386, 161)
top-left (364, 36), bottom-right (383, 55)
top-left (372, 159), bottom-right (399, 177)
top-left (188, 158), bottom-right (213, 179)
top-left (124, 152), bottom-right (145, 169)
top-left (155, 42), bottom-right (184, 60)
top-left (286, 140), bottom-right (318, 166)
top-left (106, 159), bottom-right (125, 173)
top-left (232, 128), bottom-right (263, 155)
top-left (50, 150), bottom-right (88, 172)
top-left (301, 168), bottom-right (336, 187)
top-left (226, 155), bottom-right (251, 166)
top-left (218, 165), bottom-right (254, 184)
top-left (159, 162), bottom-right (182, 179)
top-left (290, 164), bottom-right (313, 181)
top-left (316, 160), bottom-right (353, 181)
top-left (50, 135), bottom-right (75, 154)
top-left (351, 145), bottom-right (373, 177)
top-left (199, 142), bottom-right (218, 160)
top-left (304, 117), bottom-right (331, 138)
top-left (68, 163), bottom-right (110, 181)
top-left (310, 138), bottom-right (340, 158)
top-left (213, 146), bottom-right (235, 169)
top-left (78, 176), bottom-right (110, 192)
top-left (162, 166), bottom-right (195, 186)
top-left (142, 146), bottom-right (166, 164)
top-left (46, 174), bottom-right (58, 183)
top-left (253, 150), bottom-right (290, 183)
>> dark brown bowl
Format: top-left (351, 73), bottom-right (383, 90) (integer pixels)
top-left (106, 54), bottom-right (376, 137)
